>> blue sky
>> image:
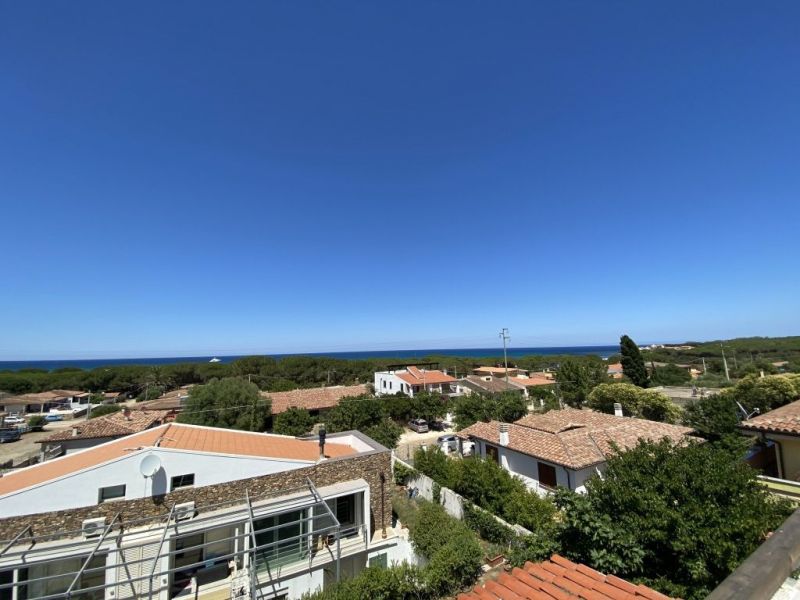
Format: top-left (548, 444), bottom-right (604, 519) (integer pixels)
top-left (2, 2), bottom-right (799, 360)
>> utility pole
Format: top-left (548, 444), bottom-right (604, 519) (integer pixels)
top-left (499, 328), bottom-right (510, 383)
top-left (721, 345), bottom-right (730, 381)
top-left (702, 357), bottom-right (707, 373)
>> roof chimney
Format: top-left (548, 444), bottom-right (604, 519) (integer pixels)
top-left (613, 403), bottom-right (623, 417)
top-left (123, 407), bottom-right (131, 421)
top-left (499, 423), bottom-right (509, 447)
top-left (72, 427), bottom-right (78, 437)
top-left (318, 426), bottom-right (327, 461)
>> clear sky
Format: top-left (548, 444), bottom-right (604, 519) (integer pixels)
top-left (2, 2), bottom-right (799, 360)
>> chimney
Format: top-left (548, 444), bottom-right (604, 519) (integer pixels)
top-left (613, 403), bottom-right (623, 417)
top-left (499, 423), bottom-right (509, 447)
top-left (72, 427), bottom-right (78, 437)
top-left (318, 426), bottom-right (327, 461)
top-left (123, 407), bottom-right (131, 421)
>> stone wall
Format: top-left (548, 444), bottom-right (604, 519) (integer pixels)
top-left (0, 450), bottom-right (391, 541)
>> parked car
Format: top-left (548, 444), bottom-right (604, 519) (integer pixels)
top-left (429, 420), bottom-right (451, 431)
top-left (2, 416), bottom-right (25, 425)
top-left (0, 428), bottom-right (21, 443)
top-left (437, 434), bottom-right (459, 453)
top-left (408, 418), bottom-right (429, 433)
top-left (45, 414), bottom-right (64, 422)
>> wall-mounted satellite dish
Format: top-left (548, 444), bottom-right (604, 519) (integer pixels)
top-left (139, 454), bottom-right (162, 478)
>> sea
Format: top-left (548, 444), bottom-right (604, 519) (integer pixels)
top-left (0, 345), bottom-right (617, 372)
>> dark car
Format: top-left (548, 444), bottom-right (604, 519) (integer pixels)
top-left (429, 420), bottom-right (451, 431)
top-left (0, 428), bottom-right (21, 443)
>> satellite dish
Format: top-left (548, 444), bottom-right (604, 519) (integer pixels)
top-left (139, 454), bottom-right (162, 478)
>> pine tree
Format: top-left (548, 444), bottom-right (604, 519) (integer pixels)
top-left (620, 334), bottom-right (649, 387)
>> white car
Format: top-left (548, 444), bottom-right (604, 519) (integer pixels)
top-left (3, 416), bottom-right (24, 425)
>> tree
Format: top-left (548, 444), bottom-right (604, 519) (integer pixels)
top-left (272, 407), bottom-right (315, 436)
top-left (363, 419), bottom-right (403, 449)
top-left (555, 357), bottom-right (608, 407)
top-left (555, 439), bottom-right (792, 599)
top-left (620, 335), bottom-right (649, 387)
top-left (587, 383), bottom-right (681, 423)
top-left (683, 391), bottom-right (741, 440)
top-left (731, 375), bottom-right (799, 413)
top-left (410, 393), bottom-right (448, 422)
top-left (88, 404), bottom-right (122, 419)
top-left (324, 396), bottom-right (402, 448)
top-left (650, 363), bottom-right (691, 386)
top-left (178, 378), bottom-right (270, 431)
top-left (452, 391), bottom-right (527, 430)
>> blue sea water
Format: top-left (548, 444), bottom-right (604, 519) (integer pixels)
top-left (0, 345), bottom-right (617, 372)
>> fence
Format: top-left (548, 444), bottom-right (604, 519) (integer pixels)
top-left (392, 455), bottom-right (530, 536)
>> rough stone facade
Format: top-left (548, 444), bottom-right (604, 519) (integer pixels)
top-left (0, 450), bottom-right (391, 542)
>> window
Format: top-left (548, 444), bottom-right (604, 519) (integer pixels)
top-left (171, 474), bottom-right (195, 491)
top-left (98, 484), bottom-right (125, 503)
top-left (369, 553), bottom-right (388, 569)
top-left (254, 509), bottom-right (308, 570)
top-left (485, 444), bottom-right (499, 463)
top-left (382, 380), bottom-right (386, 389)
top-left (538, 462), bottom-right (557, 489)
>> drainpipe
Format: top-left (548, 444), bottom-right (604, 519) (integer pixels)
top-left (380, 472), bottom-right (387, 538)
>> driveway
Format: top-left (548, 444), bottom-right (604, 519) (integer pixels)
top-left (0, 420), bottom-right (76, 466)
top-left (395, 427), bottom-right (457, 463)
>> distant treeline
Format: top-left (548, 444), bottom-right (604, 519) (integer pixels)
top-left (0, 353), bottom-right (576, 396)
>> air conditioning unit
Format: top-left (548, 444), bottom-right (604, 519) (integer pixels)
top-left (173, 501), bottom-right (196, 521)
top-left (82, 517), bottom-right (106, 538)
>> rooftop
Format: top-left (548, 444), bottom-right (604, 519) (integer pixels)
top-left (4, 389), bottom-right (89, 403)
top-left (0, 423), bottom-right (359, 496)
top-left (508, 374), bottom-right (556, 388)
top-left (458, 554), bottom-right (674, 600)
top-left (459, 376), bottom-right (524, 395)
top-left (38, 410), bottom-right (170, 443)
top-left (460, 408), bottom-right (696, 470)
top-left (394, 365), bottom-right (456, 386)
top-left (263, 384), bottom-right (370, 414)
top-left (740, 398), bottom-right (800, 436)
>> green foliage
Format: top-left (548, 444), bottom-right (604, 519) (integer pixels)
top-left (463, 501), bottom-right (514, 545)
top-left (88, 404), bottom-right (122, 419)
top-left (410, 393), bottom-right (448, 422)
top-left (26, 415), bottom-right (46, 430)
top-left (364, 419), bottom-right (403, 449)
top-left (393, 461), bottom-right (416, 485)
top-left (272, 407), bottom-right (315, 436)
top-left (177, 378), bottom-right (270, 431)
top-left (413, 449), bottom-right (556, 531)
top-left (452, 391), bottom-right (527, 430)
top-left (683, 391), bottom-right (741, 440)
top-left (136, 385), bottom-right (165, 402)
top-left (555, 357), bottom-right (608, 407)
top-left (730, 374), bottom-right (800, 413)
top-left (301, 563), bottom-right (423, 600)
top-left (507, 521), bottom-right (562, 567)
top-left (587, 383), bottom-right (682, 423)
top-left (325, 395), bottom-right (385, 431)
top-left (650, 363), bottom-right (692, 386)
top-left (620, 334), bottom-right (649, 387)
top-left (555, 439), bottom-right (793, 599)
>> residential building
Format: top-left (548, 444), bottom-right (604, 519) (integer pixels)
top-left (454, 375), bottom-right (525, 396)
top-left (458, 554), bottom-right (675, 600)
top-left (472, 366), bottom-right (527, 378)
top-left (134, 386), bottom-right (194, 419)
top-left (606, 363), bottom-right (624, 379)
top-left (374, 365), bottom-right (455, 397)
top-left (0, 390), bottom-right (92, 417)
top-left (458, 408), bottom-right (696, 496)
top-left (740, 399), bottom-right (800, 481)
top-left (649, 385), bottom-right (717, 408)
top-left (262, 384), bottom-right (370, 416)
top-left (37, 408), bottom-right (170, 456)
top-left (0, 423), bottom-right (400, 600)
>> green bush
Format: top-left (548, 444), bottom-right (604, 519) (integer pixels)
top-left (393, 461), bottom-right (417, 486)
top-left (88, 404), bottom-right (122, 419)
top-left (272, 407), bottom-right (315, 436)
top-left (27, 415), bottom-right (46, 430)
top-left (463, 502), bottom-right (514, 545)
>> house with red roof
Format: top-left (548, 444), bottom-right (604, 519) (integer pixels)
top-left (374, 365), bottom-right (456, 397)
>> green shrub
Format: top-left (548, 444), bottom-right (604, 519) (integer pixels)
top-left (463, 502), bottom-right (514, 545)
top-left (393, 461), bottom-right (416, 486)
top-left (88, 404), bottom-right (122, 419)
top-left (27, 415), bottom-right (46, 430)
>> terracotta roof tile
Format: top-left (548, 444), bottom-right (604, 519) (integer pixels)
top-left (395, 369), bottom-right (456, 386)
top-left (459, 376), bottom-right (526, 394)
top-left (0, 423), bottom-right (359, 496)
top-left (459, 409), bottom-right (697, 470)
top-left (740, 398), bottom-right (800, 436)
top-left (464, 556), bottom-right (678, 600)
top-left (39, 410), bottom-right (170, 443)
top-left (262, 384), bottom-right (370, 415)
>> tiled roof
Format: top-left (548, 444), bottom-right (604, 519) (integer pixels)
top-left (4, 389), bottom-right (88, 403)
top-left (263, 384), bottom-right (370, 414)
top-left (474, 367), bottom-right (527, 376)
top-left (516, 407), bottom-right (624, 433)
top-left (508, 375), bottom-right (556, 388)
top-left (459, 409), bottom-right (696, 469)
top-left (607, 362), bottom-right (624, 373)
top-left (740, 398), bottom-right (800, 436)
top-left (459, 376), bottom-right (524, 394)
top-left (38, 410), bottom-right (170, 442)
top-left (0, 423), bottom-right (358, 496)
top-left (458, 555), bottom-right (675, 600)
top-left (395, 368), bottom-right (456, 386)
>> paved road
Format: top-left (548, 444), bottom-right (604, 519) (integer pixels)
top-left (395, 427), bottom-right (457, 463)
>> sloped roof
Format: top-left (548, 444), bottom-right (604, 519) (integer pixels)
top-left (0, 423), bottom-right (359, 496)
top-left (607, 362), bottom-right (624, 373)
top-left (458, 554), bottom-right (675, 600)
top-left (508, 374), bottom-right (556, 388)
top-left (395, 368), bottom-right (455, 386)
top-left (459, 376), bottom-right (524, 394)
top-left (263, 384), bottom-right (370, 414)
top-left (740, 398), bottom-right (800, 436)
top-left (39, 410), bottom-right (170, 443)
top-left (516, 407), bottom-right (624, 433)
top-left (459, 409), bottom-right (696, 470)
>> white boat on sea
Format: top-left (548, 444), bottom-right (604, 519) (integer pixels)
top-left (209, 357), bottom-right (221, 363)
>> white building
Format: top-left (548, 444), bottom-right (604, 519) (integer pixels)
top-left (374, 365), bottom-right (456, 397)
top-left (458, 408), bottom-right (696, 496)
top-left (0, 423), bottom-right (408, 600)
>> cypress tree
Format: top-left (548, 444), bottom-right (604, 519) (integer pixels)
top-left (620, 334), bottom-right (649, 387)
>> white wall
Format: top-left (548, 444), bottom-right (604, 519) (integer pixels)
top-left (374, 373), bottom-right (406, 396)
top-left (0, 448), bottom-right (313, 517)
